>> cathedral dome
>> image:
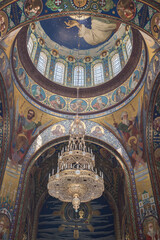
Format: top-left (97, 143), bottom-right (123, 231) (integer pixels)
top-left (12, 15), bottom-right (147, 116)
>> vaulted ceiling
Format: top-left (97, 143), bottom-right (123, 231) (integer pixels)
top-left (0, 0), bottom-right (160, 239)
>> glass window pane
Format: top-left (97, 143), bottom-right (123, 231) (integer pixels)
top-left (94, 63), bottom-right (104, 85)
top-left (27, 37), bottom-right (33, 56)
top-left (37, 52), bottom-right (47, 75)
top-left (111, 54), bottom-right (121, 76)
top-left (74, 66), bottom-right (84, 86)
top-left (54, 62), bottom-right (65, 84)
top-left (126, 38), bottom-right (132, 58)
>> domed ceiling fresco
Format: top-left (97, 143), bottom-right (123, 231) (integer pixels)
top-left (12, 15), bottom-right (147, 117)
top-left (37, 16), bottom-right (123, 53)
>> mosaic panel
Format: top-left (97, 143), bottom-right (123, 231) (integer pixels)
top-left (11, 120), bottom-right (141, 239)
top-left (12, 39), bottom-right (146, 116)
top-left (0, 0), bottom-right (157, 43)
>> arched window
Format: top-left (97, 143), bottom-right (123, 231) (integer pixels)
top-left (126, 38), bottom-right (132, 58)
top-left (54, 62), bottom-right (65, 84)
top-left (27, 37), bottom-right (34, 56)
top-left (93, 63), bottom-right (104, 85)
top-left (111, 53), bottom-right (121, 76)
top-left (74, 66), bottom-right (84, 86)
top-left (37, 52), bottom-right (47, 75)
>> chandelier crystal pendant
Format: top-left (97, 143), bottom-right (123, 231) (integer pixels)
top-left (47, 115), bottom-right (104, 212)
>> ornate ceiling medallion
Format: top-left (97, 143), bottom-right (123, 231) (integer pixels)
top-left (71, 0), bottom-right (89, 9)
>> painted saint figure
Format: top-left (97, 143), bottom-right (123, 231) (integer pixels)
top-left (145, 222), bottom-right (159, 240)
top-left (91, 126), bottom-right (104, 137)
top-left (152, 15), bottom-right (160, 41)
top-left (117, 0), bottom-right (136, 21)
top-left (50, 96), bottom-right (64, 110)
top-left (65, 17), bottom-right (118, 45)
top-left (11, 109), bottom-right (41, 165)
top-left (114, 111), bottom-right (146, 170)
top-left (0, 14), bottom-right (6, 37)
top-left (24, 0), bottom-right (42, 18)
top-left (114, 87), bottom-right (125, 102)
top-left (153, 56), bottom-right (159, 74)
top-left (92, 97), bottom-right (106, 110)
top-left (16, 109), bottom-right (41, 143)
top-left (18, 71), bottom-right (26, 87)
top-left (0, 220), bottom-right (8, 240)
top-left (71, 99), bottom-right (86, 112)
top-left (32, 86), bottom-right (44, 101)
top-left (130, 73), bottom-right (139, 89)
top-left (52, 125), bottom-right (64, 136)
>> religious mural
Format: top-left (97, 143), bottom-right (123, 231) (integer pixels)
top-left (18, 142), bottom-right (126, 239)
top-left (32, 85), bottom-right (45, 101)
top-left (8, 87), bottom-right (55, 168)
top-left (0, 213), bottom-right (10, 239)
top-left (64, 17), bottom-right (118, 46)
top-left (49, 95), bottom-right (66, 110)
top-left (151, 13), bottom-right (160, 43)
top-left (40, 16), bottom-right (119, 50)
top-left (142, 49), bottom-right (160, 223)
top-left (112, 86), bottom-right (126, 103)
top-left (0, 0), bottom-right (160, 239)
top-left (99, 88), bottom-right (158, 229)
top-left (51, 124), bottom-right (65, 136)
top-left (37, 196), bottom-right (116, 240)
top-left (12, 36), bottom-right (146, 115)
top-left (0, 48), bottom-right (13, 188)
top-left (114, 107), bottom-right (146, 171)
top-left (24, 0), bottom-right (43, 18)
top-left (0, 11), bottom-right (8, 40)
top-left (91, 126), bottom-right (104, 137)
top-left (18, 68), bottom-right (29, 88)
top-left (10, 104), bottom-right (42, 165)
top-left (0, 50), bottom-right (7, 73)
top-left (91, 96), bottom-right (108, 111)
top-left (117, 0), bottom-right (136, 21)
top-left (70, 99), bottom-right (87, 113)
top-left (143, 216), bottom-right (160, 240)
top-left (46, 0), bottom-right (115, 13)
top-left (0, 59), bottom-right (14, 240)
top-left (129, 70), bottom-right (139, 90)
top-left (0, 0), bottom-right (157, 44)
top-left (152, 86), bottom-right (160, 183)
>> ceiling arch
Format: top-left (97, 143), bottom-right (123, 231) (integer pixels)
top-left (11, 119), bottom-right (141, 239)
top-left (0, 1), bottom-right (159, 240)
top-left (1, 0), bottom-right (159, 44)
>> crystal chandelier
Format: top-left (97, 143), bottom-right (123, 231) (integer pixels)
top-left (47, 115), bottom-right (104, 212)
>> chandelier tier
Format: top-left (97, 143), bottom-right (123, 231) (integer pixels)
top-left (47, 116), bottom-right (104, 212)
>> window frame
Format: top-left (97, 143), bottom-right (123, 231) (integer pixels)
top-left (27, 36), bottom-right (34, 56)
top-left (93, 62), bottom-right (105, 85)
top-left (73, 65), bottom-right (85, 87)
top-left (126, 37), bottom-right (132, 58)
top-left (111, 53), bottom-right (121, 77)
top-left (37, 51), bottom-right (48, 75)
top-left (53, 62), bottom-right (65, 84)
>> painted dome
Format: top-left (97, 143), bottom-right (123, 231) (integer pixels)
top-left (12, 15), bottom-right (146, 116)
top-left (26, 16), bottom-right (133, 88)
